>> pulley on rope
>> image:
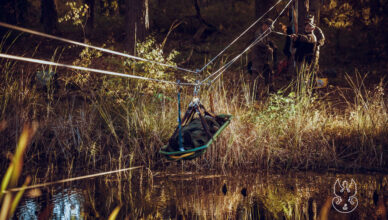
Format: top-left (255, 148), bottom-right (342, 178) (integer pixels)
top-left (159, 0), bottom-right (293, 161)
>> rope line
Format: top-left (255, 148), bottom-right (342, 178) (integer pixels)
top-left (0, 0), bottom-right (293, 89)
top-left (3, 166), bottom-right (142, 193)
top-left (272, 0), bottom-right (293, 25)
top-left (0, 22), bottom-right (196, 74)
top-left (210, 32), bottom-right (272, 84)
top-left (200, 0), bottom-right (294, 86)
top-left (272, 31), bottom-right (288, 36)
top-left (0, 53), bottom-right (197, 86)
top-left (202, 29), bottom-right (272, 85)
top-left (198, 0), bottom-right (282, 73)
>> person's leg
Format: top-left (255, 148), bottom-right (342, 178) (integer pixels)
top-left (313, 50), bottom-right (320, 76)
top-left (263, 64), bottom-right (274, 93)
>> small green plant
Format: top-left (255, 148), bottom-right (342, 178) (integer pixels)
top-left (257, 91), bottom-right (296, 122)
top-left (123, 37), bottom-right (192, 94)
top-left (64, 46), bottom-right (103, 89)
top-left (58, 1), bottom-right (90, 40)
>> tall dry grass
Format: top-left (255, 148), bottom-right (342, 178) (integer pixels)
top-left (196, 67), bottom-right (387, 171)
top-left (0, 37), bottom-right (387, 177)
top-left (1, 122), bottom-right (37, 220)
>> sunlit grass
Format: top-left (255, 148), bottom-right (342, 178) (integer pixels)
top-left (0, 36), bottom-right (387, 174)
top-left (0, 122), bottom-right (37, 220)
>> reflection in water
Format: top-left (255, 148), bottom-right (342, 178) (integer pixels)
top-left (52, 189), bottom-right (83, 219)
top-left (17, 189), bottom-right (83, 220)
top-left (18, 199), bottom-right (40, 220)
top-left (16, 172), bottom-right (387, 219)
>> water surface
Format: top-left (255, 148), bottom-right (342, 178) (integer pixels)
top-left (16, 171), bottom-right (388, 219)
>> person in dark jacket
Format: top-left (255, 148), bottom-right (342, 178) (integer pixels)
top-left (250, 18), bottom-right (277, 93)
top-left (291, 15), bottom-right (317, 72)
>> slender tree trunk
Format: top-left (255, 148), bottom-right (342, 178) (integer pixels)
top-left (255, 0), bottom-right (273, 20)
top-left (125, 0), bottom-right (149, 54)
top-left (15, 0), bottom-right (29, 24)
top-left (193, 0), bottom-right (215, 29)
top-left (310, 0), bottom-right (320, 25)
top-left (118, 0), bottom-right (126, 15)
top-left (41, 0), bottom-right (57, 34)
top-left (0, 0), bottom-right (28, 24)
top-left (298, 0), bottom-right (309, 32)
top-left (85, 0), bottom-right (95, 38)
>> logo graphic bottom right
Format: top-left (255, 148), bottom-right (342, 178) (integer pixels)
top-left (332, 178), bottom-right (358, 214)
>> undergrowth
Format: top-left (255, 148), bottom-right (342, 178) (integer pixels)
top-left (0, 36), bottom-right (387, 180)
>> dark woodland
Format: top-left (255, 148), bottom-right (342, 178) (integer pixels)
top-left (0, 0), bottom-right (387, 219)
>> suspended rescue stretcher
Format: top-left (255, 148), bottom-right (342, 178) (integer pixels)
top-left (159, 88), bottom-right (232, 161)
top-left (0, 0), bottom-right (293, 161)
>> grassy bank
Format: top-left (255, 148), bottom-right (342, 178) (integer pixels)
top-left (0, 40), bottom-right (387, 177)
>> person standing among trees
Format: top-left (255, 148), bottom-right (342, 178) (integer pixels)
top-left (313, 23), bottom-right (325, 74)
top-left (291, 15), bottom-right (317, 72)
top-left (249, 18), bottom-right (277, 94)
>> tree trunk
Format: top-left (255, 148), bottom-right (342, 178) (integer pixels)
top-left (41, 0), bottom-right (57, 34)
top-left (298, 0), bottom-right (309, 32)
top-left (118, 0), bottom-right (126, 15)
top-left (85, 0), bottom-right (95, 38)
top-left (255, 0), bottom-right (273, 20)
top-left (193, 0), bottom-right (215, 29)
top-left (125, 0), bottom-right (149, 54)
top-left (0, 0), bottom-right (28, 24)
top-left (310, 0), bottom-right (320, 25)
top-left (15, 0), bottom-right (29, 24)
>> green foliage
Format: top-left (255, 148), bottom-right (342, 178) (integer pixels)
top-left (58, 2), bottom-right (89, 26)
top-left (123, 37), bottom-right (191, 94)
top-left (124, 37), bottom-right (178, 76)
top-left (257, 91), bottom-right (297, 123)
top-left (255, 66), bottom-right (317, 125)
top-left (323, 1), bottom-right (354, 28)
top-left (58, 1), bottom-right (90, 38)
top-left (66, 46), bottom-right (103, 88)
top-left (322, 0), bottom-right (383, 28)
top-left (100, 0), bottom-right (119, 16)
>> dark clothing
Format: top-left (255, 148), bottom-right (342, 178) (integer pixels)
top-left (314, 26), bottom-right (325, 47)
top-left (293, 32), bottom-right (317, 65)
top-left (251, 29), bottom-right (277, 87)
top-left (313, 26), bottom-right (325, 73)
top-left (252, 30), bottom-right (274, 71)
top-left (283, 26), bottom-right (294, 59)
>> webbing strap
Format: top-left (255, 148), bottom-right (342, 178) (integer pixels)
top-left (177, 86), bottom-right (184, 151)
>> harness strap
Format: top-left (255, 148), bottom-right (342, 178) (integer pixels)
top-left (197, 106), bottom-right (212, 139)
top-left (209, 93), bottom-right (215, 114)
top-left (177, 81), bottom-right (184, 151)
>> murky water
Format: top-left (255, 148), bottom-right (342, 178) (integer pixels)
top-left (15, 171), bottom-right (388, 219)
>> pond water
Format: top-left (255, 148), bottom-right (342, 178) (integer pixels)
top-left (15, 170), bottom-right (388, 219)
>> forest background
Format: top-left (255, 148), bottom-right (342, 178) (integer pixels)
top-left (0, 0), bottom-right (387, 176)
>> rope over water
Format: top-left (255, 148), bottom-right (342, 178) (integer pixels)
top-left (199, 0), bottom-right (283, 73)
top-left (200, 29), bottom-right (272, 85)
top-left (0, 0), bottom-right (293, 88)
top-left (200, 0), bottom-right (294, 86)
top-left (0, 22), bottom-right (196, 74)
top-left (0, 53), bottom-right (196, 86)
top-left (3, 166), bottom-right (143, 193)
